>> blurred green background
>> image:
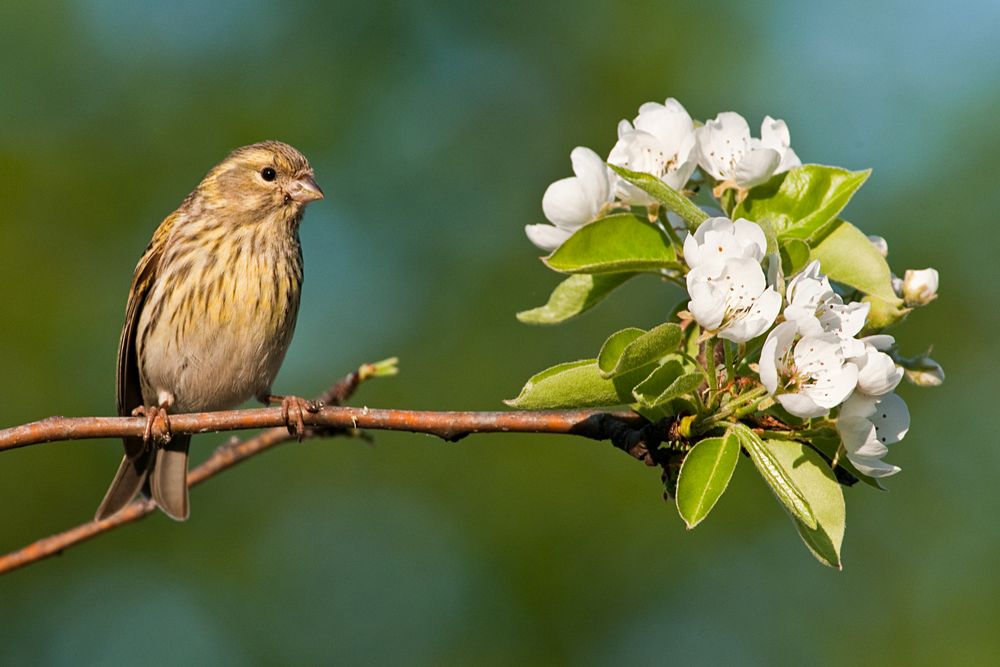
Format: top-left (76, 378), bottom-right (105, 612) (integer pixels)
top-left (0, 1), bottom-right (994, 664)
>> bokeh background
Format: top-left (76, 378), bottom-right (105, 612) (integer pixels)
top-left (0, 1), bottom-right (995, 664)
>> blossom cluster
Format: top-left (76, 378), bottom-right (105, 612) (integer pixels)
top-left (517, 94), bottom-right (945, 565)
top-left (525, 97), bottom-right (944, 480)
top-left (679, 216), bottom-right (916, 476)
top-left (526, 99), bottom-right (800, 252)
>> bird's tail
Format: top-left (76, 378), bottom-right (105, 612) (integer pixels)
top-left (149, 434), bottom-right (191, 521)
top-left (95, 434), bottom-right (191, 521)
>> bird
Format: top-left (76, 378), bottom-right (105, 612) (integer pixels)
top-left (95, 140), bottom-right (324, 521)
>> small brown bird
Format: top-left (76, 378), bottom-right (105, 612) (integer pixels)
top-left (96, 141), bottom-right (324, 521)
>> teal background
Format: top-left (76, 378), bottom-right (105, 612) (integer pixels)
top-left (0, 1), bottom-right (995, 664)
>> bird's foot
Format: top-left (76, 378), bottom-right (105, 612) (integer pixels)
top-left (260, 394), bottom-right (323, 441)
top-left (131, 404), bottom-right (172, 445)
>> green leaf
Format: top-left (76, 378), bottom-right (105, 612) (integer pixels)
top-left (505, 359), bottom-right (648, 409)
top-left (757, 217), bottom-right (780, 256)
top-left (763, 439), bottom-right (847, 569)
top-left (676, 433), bottom-right (740, 529)
top-left (810, 220), bottom-right (902, 303)
top-left (731, 424), bottom-right (817, 530)
top-left (544, 213), bottom-right (678, 274)
top-left (607, 164), bottom-right (708, 231)
top-left (632, 361), bottom-right (704, 408)
top-left (733, 165), bottom-right (871, 243)
top-left (517, 273), bottom-right (636, 325)
top-left (598, 322), bottom-right (683, 378)
top-left (780, 238), bottom-right (811, 276)
top-left (597, 328), bottom-right (645, 373)
top-left (683, 320), bottom-right (701, 360)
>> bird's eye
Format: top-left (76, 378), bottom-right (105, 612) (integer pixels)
top-left (261, 167), bottom-right (277, 182)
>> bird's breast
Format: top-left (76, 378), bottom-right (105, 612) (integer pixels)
top-left (136, 225), bottom-right (303, 412)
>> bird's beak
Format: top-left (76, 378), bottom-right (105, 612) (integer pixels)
top-left (287, 174), bottom-right (324, 203)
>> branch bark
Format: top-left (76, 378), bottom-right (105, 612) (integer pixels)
top-left (0, 362), bottom-right (658, 576)
top-left (0, 407), bottom-right (647, 453)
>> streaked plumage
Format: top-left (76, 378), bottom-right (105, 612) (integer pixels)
top-left (96, 141), bottom-right (323, 521)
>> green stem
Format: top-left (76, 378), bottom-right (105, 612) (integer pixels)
top-left (729, 400), bottom-right (765, 422)
top-left (691, 387), bottom-right (708, 416)
top-left (698, 386), bottom-right (769, 433)
top-left (716, 386), bottom-right (768, 418)
top-left (704, 338), bottom-right (719, 407)
top-left (719, 188), bottom-right (737, 217)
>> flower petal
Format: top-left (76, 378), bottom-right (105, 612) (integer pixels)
top-left (720, 286), bottom-right (781, 343)
top-left (836, 391), bottom-right (907, 478)
top-left (687, 276), bottom-right (726, 331)
top-left (869, 393), bottom-right (910, 445)
top-left (760, 116), bottom-right (801, 172)
top-left (777, 392), bottom-right (828, 419)
top-left (683, 216), bottom-right (765, 274)
top-left (848, 454), bottom-right (901, 478)
top-left (855, 348), bottom-right (903, 396)
top-left (760, 321), bottom-right (797, 395)
top-left (607, 130), bottom-right (662, 206)
top-left (733, 144), bottom-right (781, 189)
top-left (731, 218), bottom-right (767, 261)
top-left (569, 146), bottom-right (611, 214)
top-left (696, 112), bottom-right (751, 181)
top-left (524, 224), bottom-right (573, 253)
top-left (760, 115), bottom-right (791, 151)
top-left (542, 177), bottom-right (593, 229)
top-left (809, 359), bottom-right (859, 409)
top-left (634, 100), bottom-right (692, 141)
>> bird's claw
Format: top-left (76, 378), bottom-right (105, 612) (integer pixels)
top-left (132, 404), bottom-right (172, 445)
top-left (280, 396), bottom-right (323, 441)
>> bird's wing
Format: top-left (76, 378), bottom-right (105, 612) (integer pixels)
top-left (116, 212), bottom-right (178, 457)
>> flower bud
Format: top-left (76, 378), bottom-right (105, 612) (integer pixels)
top-left (903, 356), bottom-right (945, 387)
top-left (901, 268), bottom-right (938, 306)
top-left (867, 235), bottom-right (889, 257)
top-left (891, 275), bottom-right (903, 297)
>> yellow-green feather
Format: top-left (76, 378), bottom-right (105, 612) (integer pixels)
top-left (116, 211), bottom-right (177, 457)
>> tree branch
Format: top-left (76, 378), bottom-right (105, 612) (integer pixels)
top-left (0, 406), bottom-right (648, 453)
top-left (0, 361), bottom-right (659, 576)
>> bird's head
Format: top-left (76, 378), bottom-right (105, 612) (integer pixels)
top-left (199, 140), bottom-right (324, 224)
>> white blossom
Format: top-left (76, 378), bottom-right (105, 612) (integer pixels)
top-left (686, 257), bottom-right (781, 343)
top-left (608, 98), bottom-right (697, 205)
top-left (682, 216), bottom-right (766, 275)
top-left (837, 392), bottom-right (910, 477)
top-left (783, 260), bottom-right (868, 358)
top-left (759, 321), bottom-right (859, 418)
top-left (901, 268), bottom-right (939, 306)
top-left (696, 112), bottom-right (800, 190)
top-left (526, 146), bottom-right (614, 252)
